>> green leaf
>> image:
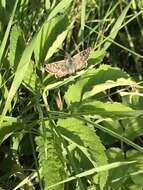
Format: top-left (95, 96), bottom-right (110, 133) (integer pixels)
top-left (0, 0), bottom-right (18, 63)
top-left (64, 64), bottom-right (130, 106)
top-left (127, 150), bottom-right (143, 187)
top-left (45, 29), bottom-right (69, 61)
top-left (83, 78), bottom-right (136, 100)
top-left (80, 0), bottom-right (87, 32)
top-left (34, 15), bottom-right (69, 65)
top-left (58, 118), bottom-right (108, 190)
top-left (98, 119), bottom-right (123, 145)
top-left (47, 160), bottom-right (135, 190)
top-left (122, 116), bottom-right (143, 141)
top-left (9, 25), bottom-right (25, 70)
top-left (0, 116), bottom-right (24, 144)
top-left (36, 121), bottom-right (66, 190)
top-left (103, 2), bottom-right (131, 50)
top-left (88, 49), bottom-right (106, 67)
top-left (120, 88), bottom-right (143, 141)
top-left (47, 0), bottom-right (73, 21)
top-left (23, 61), bottom-right (36, 92)
top-left (71, 100), bottom-right (136, 118)
top-left (0, 35), bottom-right (37, 126)
top-left (106, 148), bottom-right (129, 189)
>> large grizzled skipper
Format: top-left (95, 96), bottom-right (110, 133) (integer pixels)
top-left (44, 48), bottom-right (90, 78)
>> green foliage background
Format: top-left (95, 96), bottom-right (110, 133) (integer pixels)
top-left (0, 0), bottom-right (143, 189)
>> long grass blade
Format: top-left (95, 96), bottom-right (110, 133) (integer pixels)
top-left (0, 0), bottom-right (19, 64)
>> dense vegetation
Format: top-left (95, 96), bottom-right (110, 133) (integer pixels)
top-left (0, 0), bottom-right (143, 189)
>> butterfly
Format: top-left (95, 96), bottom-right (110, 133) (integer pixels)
top-left (44, 48), bottom-right (90, 78)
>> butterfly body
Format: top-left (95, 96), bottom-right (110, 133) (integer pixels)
top-left (44, 48), bottom-right (90, 78)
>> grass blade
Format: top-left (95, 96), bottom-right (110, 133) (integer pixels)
top-left (0, 36), bottom-right (37, 126)
top-left (0, 0), bottom-right (19, 64)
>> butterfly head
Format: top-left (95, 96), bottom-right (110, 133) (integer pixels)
top-left (65, 54), bottom-right (76, 74)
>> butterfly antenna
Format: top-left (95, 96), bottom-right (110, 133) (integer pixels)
top-left (71, 36), bottom-right (81, 54)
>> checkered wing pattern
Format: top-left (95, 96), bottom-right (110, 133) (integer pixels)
top-left (44, 48), bottom-right (90, 78)
top-left (44, 60), bottom-right (69, 78)
top-left (73, 48), bottom-right (90, 70)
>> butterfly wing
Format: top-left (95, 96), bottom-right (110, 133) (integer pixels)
top-left (45, 60), bottom-right (69, 78)
top-left (45, 48), bottom-right (90, 78)
top-left (73, 48), bottom-right (90, 71)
